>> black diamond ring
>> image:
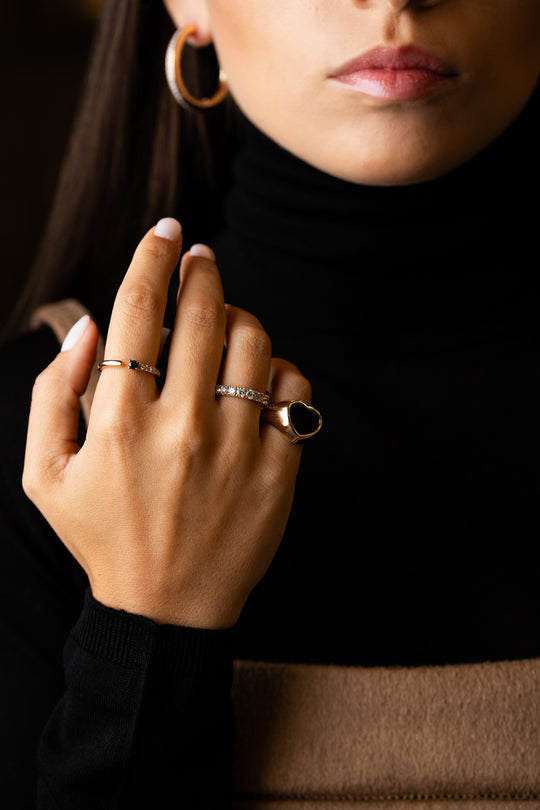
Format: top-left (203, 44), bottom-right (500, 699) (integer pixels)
top-left (98, 359), bottom-right (161, 377)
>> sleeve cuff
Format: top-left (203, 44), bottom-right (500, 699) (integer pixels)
top-left (69, 588), bottom-right (234, 681)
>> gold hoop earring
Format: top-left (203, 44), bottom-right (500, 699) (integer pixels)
top-left (165, 25), bottom-right (228, 111)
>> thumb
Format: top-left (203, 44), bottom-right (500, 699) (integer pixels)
top-left (23, 315), bottom-right (99, 499)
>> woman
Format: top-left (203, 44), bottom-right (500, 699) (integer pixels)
top-left (1, 0), bottom-right (540, 807)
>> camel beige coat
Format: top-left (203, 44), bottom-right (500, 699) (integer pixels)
top-left (230, 658), bottom-right (540, 808)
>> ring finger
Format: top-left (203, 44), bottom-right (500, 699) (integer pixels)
top-left (217, 305), bottom-right (272, 436)
top-left (161, 246), bottom-right (227, 412)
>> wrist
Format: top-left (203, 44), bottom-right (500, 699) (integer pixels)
top-left (89, 580), bottom-right (243, 630)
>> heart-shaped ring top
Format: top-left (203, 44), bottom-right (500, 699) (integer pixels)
top-left (263, 400), bottom-right (323, 444)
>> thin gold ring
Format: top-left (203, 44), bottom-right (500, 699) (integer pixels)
top-left (98, 360), bottom-right (161, 378)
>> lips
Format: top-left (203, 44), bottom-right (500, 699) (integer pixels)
top-left (330, 45), bottom-right (459, 102)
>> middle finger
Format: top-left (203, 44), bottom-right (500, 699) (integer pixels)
top-left (162, 246), bottom-right (227, 410)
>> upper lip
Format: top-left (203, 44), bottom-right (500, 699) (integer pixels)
top-left (330, 45), bottom-right (458, 79)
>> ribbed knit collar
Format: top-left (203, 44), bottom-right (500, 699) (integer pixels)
top-left (218, 96), bottom-right (538, 337)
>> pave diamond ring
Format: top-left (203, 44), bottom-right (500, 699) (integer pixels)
top-left (215, 386), bottom-right (323, 443)
top-left (215, 385), bottom-right (270, 407)
top-left (98, 359), bottom-right (161, 377)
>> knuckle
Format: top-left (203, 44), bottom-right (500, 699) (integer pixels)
top-left (22, 456), bottom-right (56, 503)
top-left (169, 405), bottom-right (215, 459)
top-left (119, 282), bottom-right (163, 324)
top-left (255, 461), bottom-right (292, 500)
top-left (91, 405), bottom-right (142, 446)
top-left (136, 239), bottom-right (177, 265)
top-left (171, 428), bottom-right (209, 473)
top-left (183, 297), bottom-right (224, 330)
top-left (177, 432), bottom-right (207, 465)
top-left (236, 324), bottom-right (271, 360)
top-left (272, 358), bottom-right (312, 402)
top-left (31, 365), bottom-right (63, 405)
top-left (30, 370), bottom-right (49, 402)
top-left (176, 412), bottom-right (209, 455)
top-left (21, 464), bottom-right (38, 501)
top-left (296, 374), bottom-right (312, 403)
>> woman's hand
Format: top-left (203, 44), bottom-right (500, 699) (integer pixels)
top-left (23, 219), bottom-right (311, 629)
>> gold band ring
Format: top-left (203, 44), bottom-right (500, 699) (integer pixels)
top-left (98, 359), bottom-right (161, 378)
top-left (262, 400), bottom-right (323, 444)
top-left (216, 384), bottom-right (322, 442)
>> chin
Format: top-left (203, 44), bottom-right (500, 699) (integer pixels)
top-left (312, 154), bottom-right (449, 187)
top-left (313, 141), bottom-right (473, 187)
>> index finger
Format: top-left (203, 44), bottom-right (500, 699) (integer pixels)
top-left (99, 218), bottom-right (183, 394)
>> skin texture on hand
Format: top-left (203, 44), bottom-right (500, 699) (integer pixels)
top-left (23, 221), bottom-right (311, 628)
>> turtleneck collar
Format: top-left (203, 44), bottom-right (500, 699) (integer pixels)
top-left (215, 95), bottom-right (539, 338)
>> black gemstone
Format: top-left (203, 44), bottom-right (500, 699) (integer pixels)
top-left (128, 360), bottom-right (139, 370)
top-left (289, 402), bottom-right (321, 436)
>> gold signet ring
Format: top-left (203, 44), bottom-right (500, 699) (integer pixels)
top-left (262, 400), bottom-right (323, 444)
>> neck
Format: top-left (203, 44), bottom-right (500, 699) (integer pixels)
top-left (215, 101), bottom-right (538, 337)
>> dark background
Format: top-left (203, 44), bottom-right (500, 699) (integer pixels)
top-left (0, 1), bottom-right (101, 330)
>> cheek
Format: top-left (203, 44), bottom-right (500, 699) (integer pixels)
top-left (207, 1), bottom-right (321, 110)
top-left (466, 3), bottom-right (540, 88)
top-left (207, 0), bottom-right (251, 55)
top-left (209, 2), bottom-right (284, 75)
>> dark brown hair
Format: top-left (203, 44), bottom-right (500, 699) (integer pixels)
top-left (5, 0), bottom-right (239, 339)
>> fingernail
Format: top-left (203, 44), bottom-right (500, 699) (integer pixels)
top-left (189, 244), bottom-right (216, 261)
top-left (61, 315), bottom-right (90, 352)
top-left (155, 217), bottom-right (183, 242)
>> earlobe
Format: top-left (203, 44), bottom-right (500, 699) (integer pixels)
top-left (162, 0), bottom-right (213, 46)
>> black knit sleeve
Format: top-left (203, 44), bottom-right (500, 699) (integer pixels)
top-left (37, 592), bottom-right (235, 810)
top-left (0, 328), bottom-right (235, 809)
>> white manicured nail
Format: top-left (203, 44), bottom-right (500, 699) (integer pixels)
top-left (155, 217), bottom-right (182, 241)
top-left (61, 315), bottom-right (90, 352)
top-left (190, 244), bottom-right (216, 261)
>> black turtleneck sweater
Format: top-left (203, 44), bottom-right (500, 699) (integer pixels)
top-left (1, 99), bottom-right (539, 807)
top-left (215, 104), bottom-right (540, 667)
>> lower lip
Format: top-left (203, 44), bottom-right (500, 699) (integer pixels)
top-left (333, 68), bottom-right (455, 102)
